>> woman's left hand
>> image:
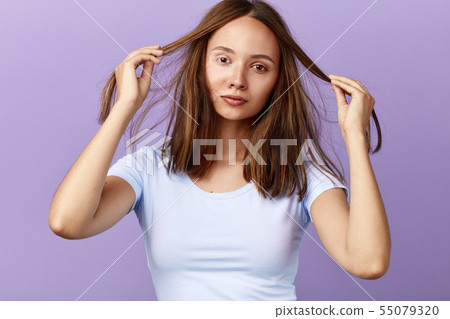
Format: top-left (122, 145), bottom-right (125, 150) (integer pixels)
top-left (329, 74), bottom-right (375, 142)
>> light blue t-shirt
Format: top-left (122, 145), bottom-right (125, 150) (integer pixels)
top-left (107, 145), bottom-right (349, 301)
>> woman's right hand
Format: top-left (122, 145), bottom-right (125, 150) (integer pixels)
top-left (114, 44), bottom-right (164, 109)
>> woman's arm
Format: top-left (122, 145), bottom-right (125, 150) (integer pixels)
top-left (310, 142), bottom-right (390, 280)
top-left (309, 75), bottom-right (390, 279)
top-left (344, 131), bottom-right (390, 277)
top-left (49, 45), bottom-right (164, 239)
top-left (48, 102), bottom-right (136, 238)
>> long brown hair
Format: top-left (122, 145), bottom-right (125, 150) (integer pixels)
top-left (98, 0), bottom-right (382, 201)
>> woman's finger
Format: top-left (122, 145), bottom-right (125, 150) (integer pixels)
top-left (329, 74), bottom-right (367, 94)
top-left (332, 84), bottom-right (348, 108)
top-left (126, 54), bottom-right (160, 69)
top-left (353, 80), bottom-right (369, 94)
top-left (127, 48), bottom-right (164, 61)
top-left (140, 56), bottom-right (161, 83)
top-left (330, 78), bottom-right (363, 97)
top-left (136, 44), bottom-right (161, 52)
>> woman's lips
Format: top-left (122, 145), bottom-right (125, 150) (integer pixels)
top-left (222, 96), bottom-right (247, 106)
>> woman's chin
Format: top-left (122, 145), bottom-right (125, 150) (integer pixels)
top-left (215, 110), bottom-right (253, 122)
top-left (213, 105), bottom-right (259, 122)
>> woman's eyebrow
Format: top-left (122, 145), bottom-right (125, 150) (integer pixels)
top-left (211, 46), bottom-right (275, 64)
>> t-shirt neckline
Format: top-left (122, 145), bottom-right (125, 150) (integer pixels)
top-left (183, 173), bottom-right (254, 200)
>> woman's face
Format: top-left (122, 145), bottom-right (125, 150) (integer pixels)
top-left (205, 15), bottom-right (280, 122)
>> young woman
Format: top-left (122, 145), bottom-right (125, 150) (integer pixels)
top-left (49, 0), bottom-right (391, 301)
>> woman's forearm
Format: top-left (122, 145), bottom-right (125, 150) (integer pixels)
top-left (48, 101), bottom-right (137, 237)
top-left (344, 132), bottom-right (391, 278)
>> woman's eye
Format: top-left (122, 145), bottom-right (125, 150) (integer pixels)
top-left (254, 64), bottom-right (267, 72)
top-left (217, 57), bottom-right (267, 72)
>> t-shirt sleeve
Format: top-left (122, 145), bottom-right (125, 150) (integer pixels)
top-left (301, 161), bottom-right (350, 224)
top-left (106, 146), bottom-right (150, 214)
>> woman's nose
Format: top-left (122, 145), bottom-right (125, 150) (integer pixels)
top-left (230, 65), bottom-right (247, 89)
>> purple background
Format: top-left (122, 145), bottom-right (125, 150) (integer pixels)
top-left (1, 0), bottom-right (449, 301)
